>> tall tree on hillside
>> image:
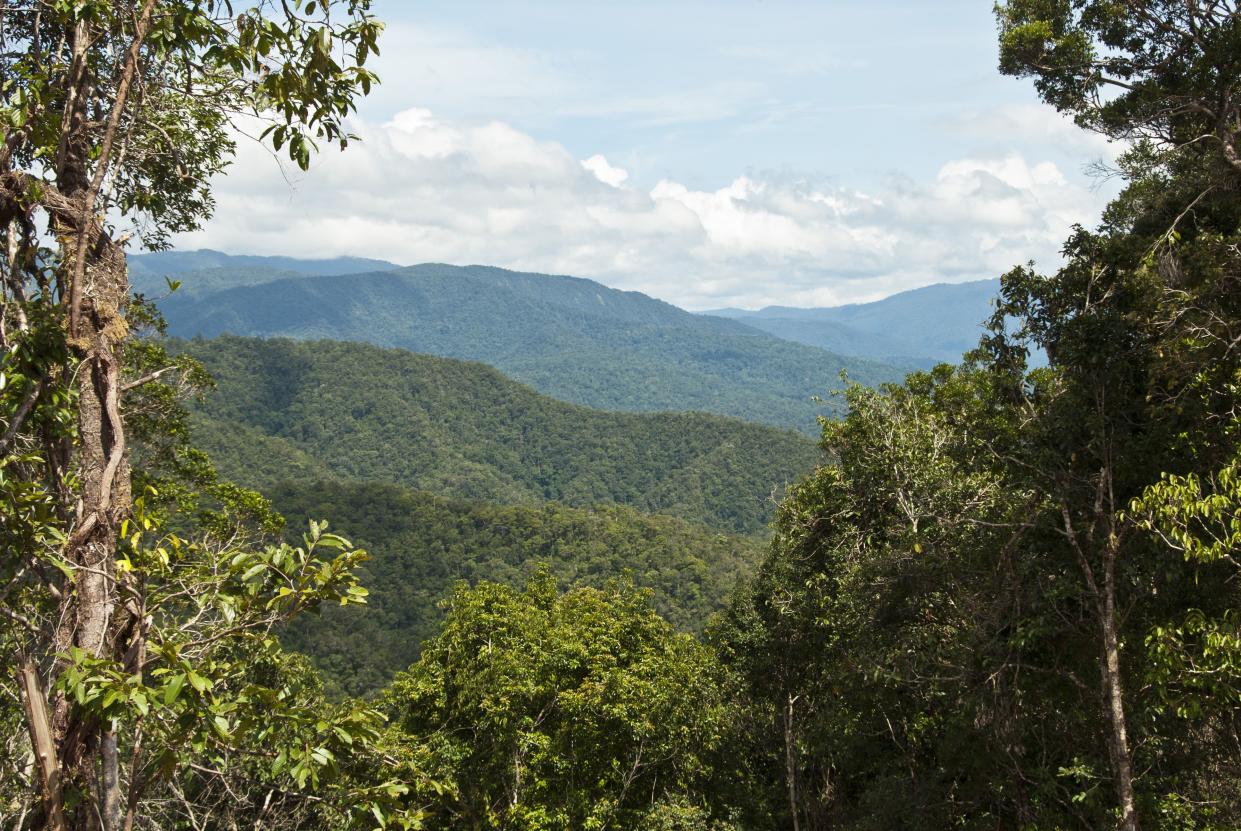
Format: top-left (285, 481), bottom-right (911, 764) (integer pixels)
top-left (721, 6), bottom-right (1241, 829)
top-left (0, 2), bottom-right (424, 828)
top-left (996, 4), bottom-right (1241, 828)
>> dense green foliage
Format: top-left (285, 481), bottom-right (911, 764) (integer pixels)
top-left (0, 0), bottom-right (434, 827)
top-left (718, 343), bottom-right (1241, 827)
top-left (269, 480), bottom-right (766, 697)
top-left (713, 376), bottom-right (1034, 829)
top-left (708, 6), bottom-right (1241, 828)
top-left (1132, 459), bottom-right (1241, 724)
top-left (997, 0), bottom-right (1241, 173)
top-left (709, 279), bottom-right (1002, 367)
top-left (153, 262), bottom-right (905, 431)
top-left (3, 323), bottom-right (424, 829)
top-left (182, 336), bottom-right (820, 533)
top-left (383, 573), bottom-right (734, 831)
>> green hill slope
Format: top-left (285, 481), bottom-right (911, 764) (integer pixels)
top-left (184, 336), bottom-right (821, 533)
top-left (158, 262), bottom-right (906, 432)
top-left (271, 480), bottom-right (766, 697)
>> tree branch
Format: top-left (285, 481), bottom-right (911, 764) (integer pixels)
top-left (0, 377), bottom-right (45, 456)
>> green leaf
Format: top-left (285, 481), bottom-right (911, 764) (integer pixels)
top-left (163, 673), bottom-right (186, 706)
top-left (187, 671), bottom-right (211, 694)
top-left (212, 715), bottom-right (231, 739)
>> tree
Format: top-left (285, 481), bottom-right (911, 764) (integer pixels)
top-left (977, 233), bottom-right (1241, 828)
top-left (992, 6), bottom-right (1241, 829)
top-left (716, 373), bottom-right (1059, 829)
top-left (996, 0), bottom-right (1241, 173)
top-left (1129, 458), bottom-right (1241, 821)
top-left (1133, 459), bottom-right (1241, 712)
top-left (383, 572), bottom-right (733, 831)
top-left (718, 5), bottom-right (1241, 823)
top-left (0, 2), bottom-right (412, 828)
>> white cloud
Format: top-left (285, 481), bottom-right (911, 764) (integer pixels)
top-left (581, 155), bottom-right (629, 187)
top-left (174, 107), bottom-right (1111, 310)
top-left (363, 24), bottom-right (760, 130)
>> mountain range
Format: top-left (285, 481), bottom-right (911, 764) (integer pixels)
top-left (130, 249), bottom-right (398, 286)
top-left (134, 251), bottom-right (1005, 690)
top-left (132, 251), bottom-right (1000, 432)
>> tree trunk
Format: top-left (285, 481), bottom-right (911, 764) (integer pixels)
top-left (101, 725), bottom-right (121, 831)
top-left (784, 693), bottom-right (801, 831)
top-left (1063, 501), bottom-right (1141, 831)
top-left (17, 661), bottom-right (67, 831)
top-left (48, 224), bottom-right (133, 831)
top-left (1098, 536), bottom-right (1140, 831)
top-left (39, 4), bottom-right (155, 824)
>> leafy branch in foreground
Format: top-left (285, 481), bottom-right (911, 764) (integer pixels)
top-left (1131, 461), bottom-right (1241, 717)
top-left (0, 1), bottom-right (406, 827)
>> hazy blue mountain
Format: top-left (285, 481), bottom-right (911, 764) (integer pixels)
top-left (708, 279), bottom-right (1002, 366)
top-left (156, 263), bottom-right (908, 432)
top-left (130, 248), bottom-right (400, 277)
top-left (129, 249), bottom-right (400, 296)
top-left (185, 336), bottom-right (821, 534)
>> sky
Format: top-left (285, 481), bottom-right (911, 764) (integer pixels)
top-left (171, 0), bottom-right (1124, 310)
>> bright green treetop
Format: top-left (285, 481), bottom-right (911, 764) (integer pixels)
top-left (384, 572), bottom-right (735, 831)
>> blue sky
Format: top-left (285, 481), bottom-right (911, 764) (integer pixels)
top-left (176, 0), bottom-right (1121, 309)
top-left (367, 0), bottom-right (1081, 186)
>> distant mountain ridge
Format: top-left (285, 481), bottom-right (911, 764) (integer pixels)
top-left (130, 249), bottom-right (400, 282)
top-left (138, 251), bottom-right (1002, 429)
top-left (150, 256), bottom-right (909, 432)
top-left (706, 279), bottom-right (1002, 367)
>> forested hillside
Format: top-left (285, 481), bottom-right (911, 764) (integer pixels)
top-left (156, 263), bottom-right (906, 431)
top-left (270, 480), bottom-right (765, 696)
top-left (183, 336), bottom-right (820, 533)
